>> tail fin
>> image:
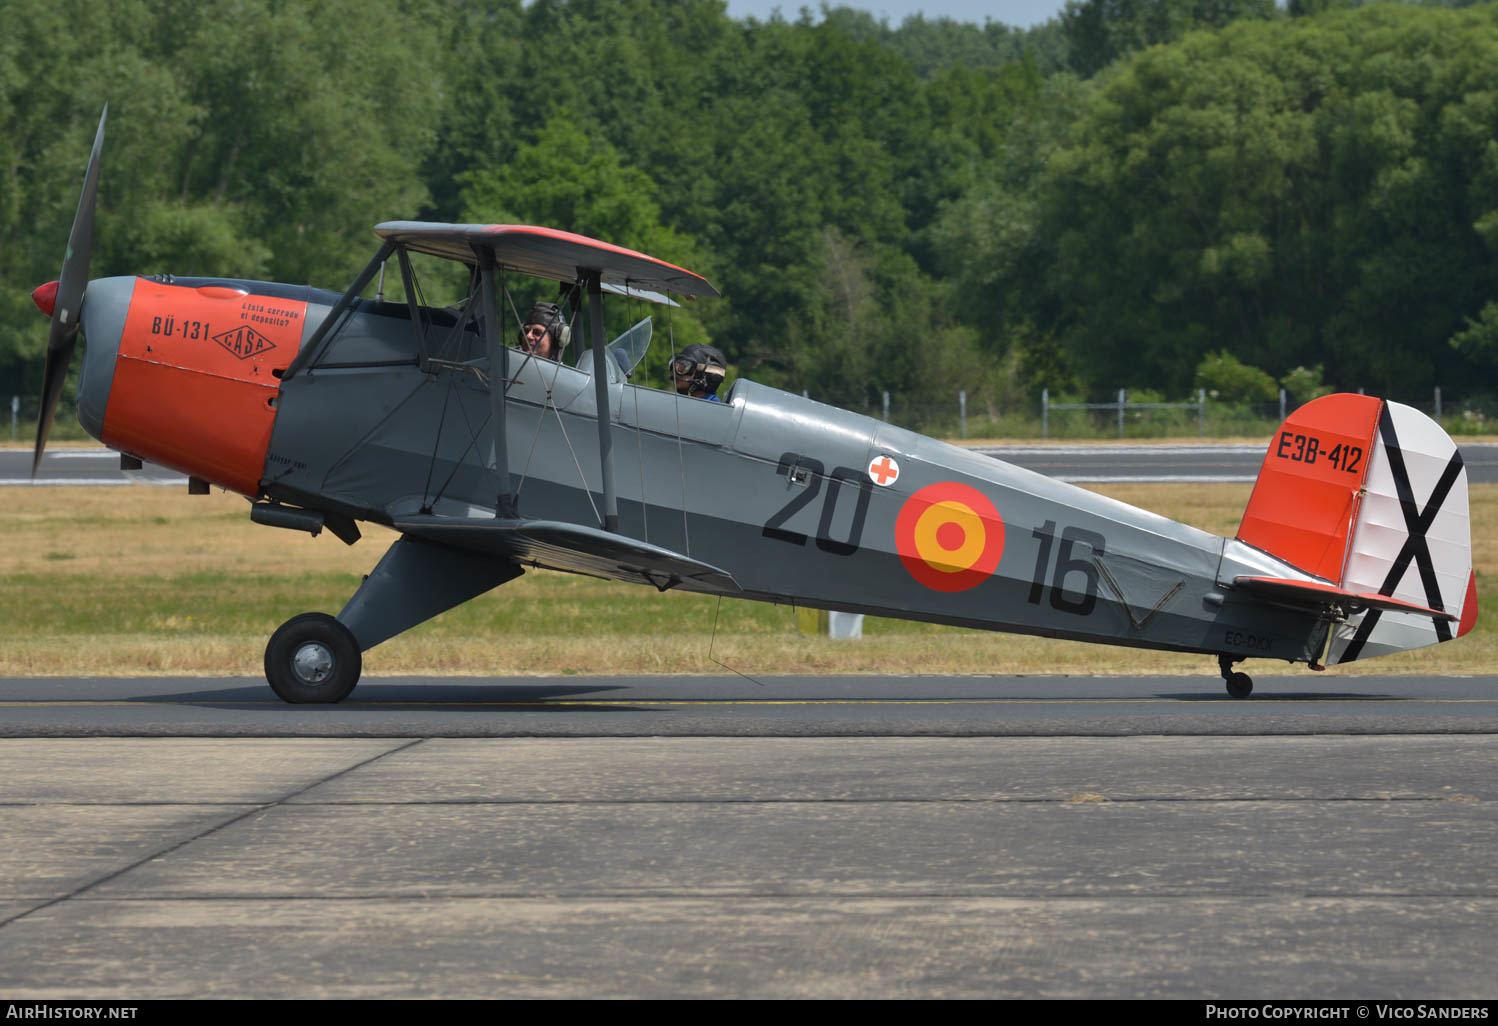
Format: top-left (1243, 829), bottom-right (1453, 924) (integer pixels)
top-left (1235, 394), bottom-right (1476, 664)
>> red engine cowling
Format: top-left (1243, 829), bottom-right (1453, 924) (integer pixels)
top-left (100, 278), bottom-right (308, 496)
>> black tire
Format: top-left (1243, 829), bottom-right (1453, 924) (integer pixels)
top-left (1225, 671), bottom-right (1253, 700)
top-left (264, 613), bottom-right (362, 704)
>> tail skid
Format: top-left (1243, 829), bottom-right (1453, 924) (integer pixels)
top-left (1234, 394), bottom-right (1475, 665)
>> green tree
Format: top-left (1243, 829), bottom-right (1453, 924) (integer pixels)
top-left (0, 0), bottom-right (198, 389)
top-left (460, 112), bottom-right (712, 353)
top-left (1280, 364), bottom-right (1332, 404)
top-left (157, 0), bottom-right (445, 287)
top-left (1196, 350), bottom-right (1277, 402)
top-left (949, 5), bottom-right (1498, 399)
top-left (1061, 0), bottom-right (1277, 76)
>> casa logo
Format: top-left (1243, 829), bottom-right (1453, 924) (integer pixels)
top-left (894, 481), bottom-right (1004, 592)
top-left (213, 325), bottom-right (277, 360)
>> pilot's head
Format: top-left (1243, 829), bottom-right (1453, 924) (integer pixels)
top-left (519, 302), bottom-right (567, 361)
top-left (672, 343), bottom-right (727, 399)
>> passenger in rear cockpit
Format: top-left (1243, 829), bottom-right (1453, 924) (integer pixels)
top-left (516, 301), bottom-right (570, 362)
top-left (672, 343), bottom-right (726, 402)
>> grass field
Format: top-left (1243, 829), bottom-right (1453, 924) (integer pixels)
top-left (0, 482), bottom-right (1490, 677)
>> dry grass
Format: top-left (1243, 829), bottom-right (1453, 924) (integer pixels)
top-left (2, 487), bottom-right (375, 577)
top-left (0, 482), bottom-right (1491, 677)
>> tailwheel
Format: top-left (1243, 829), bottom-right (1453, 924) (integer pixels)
top-left (1218, 653), bottom-right (1253, 700)
top-left (265, 613), bottom-right (361, 704)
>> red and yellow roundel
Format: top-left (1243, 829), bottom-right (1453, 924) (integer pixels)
top-left (895, 482), bottom-right (1005, 592)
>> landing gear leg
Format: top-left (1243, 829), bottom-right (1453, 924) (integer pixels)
top-left (1218, 653), bottom-right (1253, 700)
top-left (261, 534), bottom-right (525, 704)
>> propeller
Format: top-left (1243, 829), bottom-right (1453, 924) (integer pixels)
top-left (33, 104), bottom-right (107, 476)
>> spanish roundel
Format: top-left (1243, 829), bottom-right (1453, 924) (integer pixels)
top-left (895, 482), bottom-right (1005, 592)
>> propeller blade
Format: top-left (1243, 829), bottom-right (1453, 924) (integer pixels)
top-left (33, 104), bottom-right (107, 476)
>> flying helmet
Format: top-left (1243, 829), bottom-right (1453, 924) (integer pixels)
top-left (672, 343), bottom-right (727, 397)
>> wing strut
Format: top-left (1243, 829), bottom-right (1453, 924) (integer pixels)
top-left (283, 241), bottom-right (397, 379)
top-left (584, 269), bottom-right (619, 532)
top-left (478, 248), bottom-right (516, 518)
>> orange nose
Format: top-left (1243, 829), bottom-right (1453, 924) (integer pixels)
top-left (32, 280), bottom-right (59, 317)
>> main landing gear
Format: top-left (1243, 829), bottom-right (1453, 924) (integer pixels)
top-left (260, 535), bottom-right (526, 704)
top-left (265, 613), bottom-right (362, 704)
top-left (1218, 654), bottom-right (1253, 699)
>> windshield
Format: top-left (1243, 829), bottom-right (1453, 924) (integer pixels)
top-left (607, 317), bottom-right (652, 377)
top-left (575, 316), bottom-right (653, 381)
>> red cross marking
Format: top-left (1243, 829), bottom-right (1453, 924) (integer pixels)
top-left (869, 456), bottom-right (899, 486)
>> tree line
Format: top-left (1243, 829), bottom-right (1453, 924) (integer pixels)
top-left (2, 0), bottom-right (1495, 427)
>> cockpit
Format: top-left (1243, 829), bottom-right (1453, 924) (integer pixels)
top-left (287, 252), bottom-right (735, 410)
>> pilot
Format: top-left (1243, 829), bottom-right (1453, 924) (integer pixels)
top-left (517, 301), bottom-right (569, 361)
top-left (672, 343), bottom-right (727, 402)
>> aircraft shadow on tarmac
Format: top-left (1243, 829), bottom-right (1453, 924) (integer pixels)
top-left (152, 682), bottom-right (641, 710)
top-left (1154, 691), bottom-right (1395, 702)
top-left (140, 683), bottom-right (1403, 708)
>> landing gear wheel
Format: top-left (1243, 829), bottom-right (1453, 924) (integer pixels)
top-left (265, 613), bottom-right (361, 704)
top-left (1218, 653), bottom-right (1253, 700)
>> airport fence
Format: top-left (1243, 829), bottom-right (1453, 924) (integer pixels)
top-left (824, 385), bottom-right (1492, 441)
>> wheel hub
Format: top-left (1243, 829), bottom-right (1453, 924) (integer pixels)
top-left (291, 641), bottom-right (335, 685)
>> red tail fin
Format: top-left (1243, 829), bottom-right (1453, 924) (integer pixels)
top-left (1236, 393), bottom-right (1382, 582)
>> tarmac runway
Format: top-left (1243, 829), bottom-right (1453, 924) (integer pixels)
top-left (2, 672), bottom-right (1497, 735)
top-left (2, 673), bottom-right (1496, 998)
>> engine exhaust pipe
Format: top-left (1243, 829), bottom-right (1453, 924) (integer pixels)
top-left (251, 502), bottom-right (325, 536)
top-left (250, 502), bottom-right (361, 545)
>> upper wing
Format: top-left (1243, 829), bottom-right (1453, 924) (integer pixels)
top-left (394, 514), bottom-right (739, 593)
top-left (374, 221), bottom-right (718, 298)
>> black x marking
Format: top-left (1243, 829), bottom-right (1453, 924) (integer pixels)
top-left (1340, 405), bottom-right (1464, 661)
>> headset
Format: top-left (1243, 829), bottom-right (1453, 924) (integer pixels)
top-left (518, 300), bottom-right (572, 356)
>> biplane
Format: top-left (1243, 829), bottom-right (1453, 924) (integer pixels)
top-left (31, 110), bottom-right (1477, 702)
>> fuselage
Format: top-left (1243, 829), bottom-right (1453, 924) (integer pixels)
top-left (73, 273), bottom-right (1332, 664)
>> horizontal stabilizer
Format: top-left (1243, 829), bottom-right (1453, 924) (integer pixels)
top-left (1233, 576), bottom-right (1457, 622)
top-left (394, 515), bottom-right (739, 593)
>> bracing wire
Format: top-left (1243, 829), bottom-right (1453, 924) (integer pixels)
top-left (417, 264), bottom-right (476, 510)
top-left (707, 595), bottom-right (766, 688)
top-left (429, 410), bottom-right (491, 509)
top-left (421, 374), bottom-right (457, 511)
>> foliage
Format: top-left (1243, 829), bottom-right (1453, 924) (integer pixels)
top-left (1196, 351), bottom-right (1278, 403)
top-left (1280, 364), bottom-right (1332, 404)
top-left (1060, 0), bottom-right (1277, 76)
top-left (2, 0), bottom-right (1496, 428)
top-left (1450, 302), bottom-right (1498, 372)
top-left (944, 3), bottom-right (1498, 403)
